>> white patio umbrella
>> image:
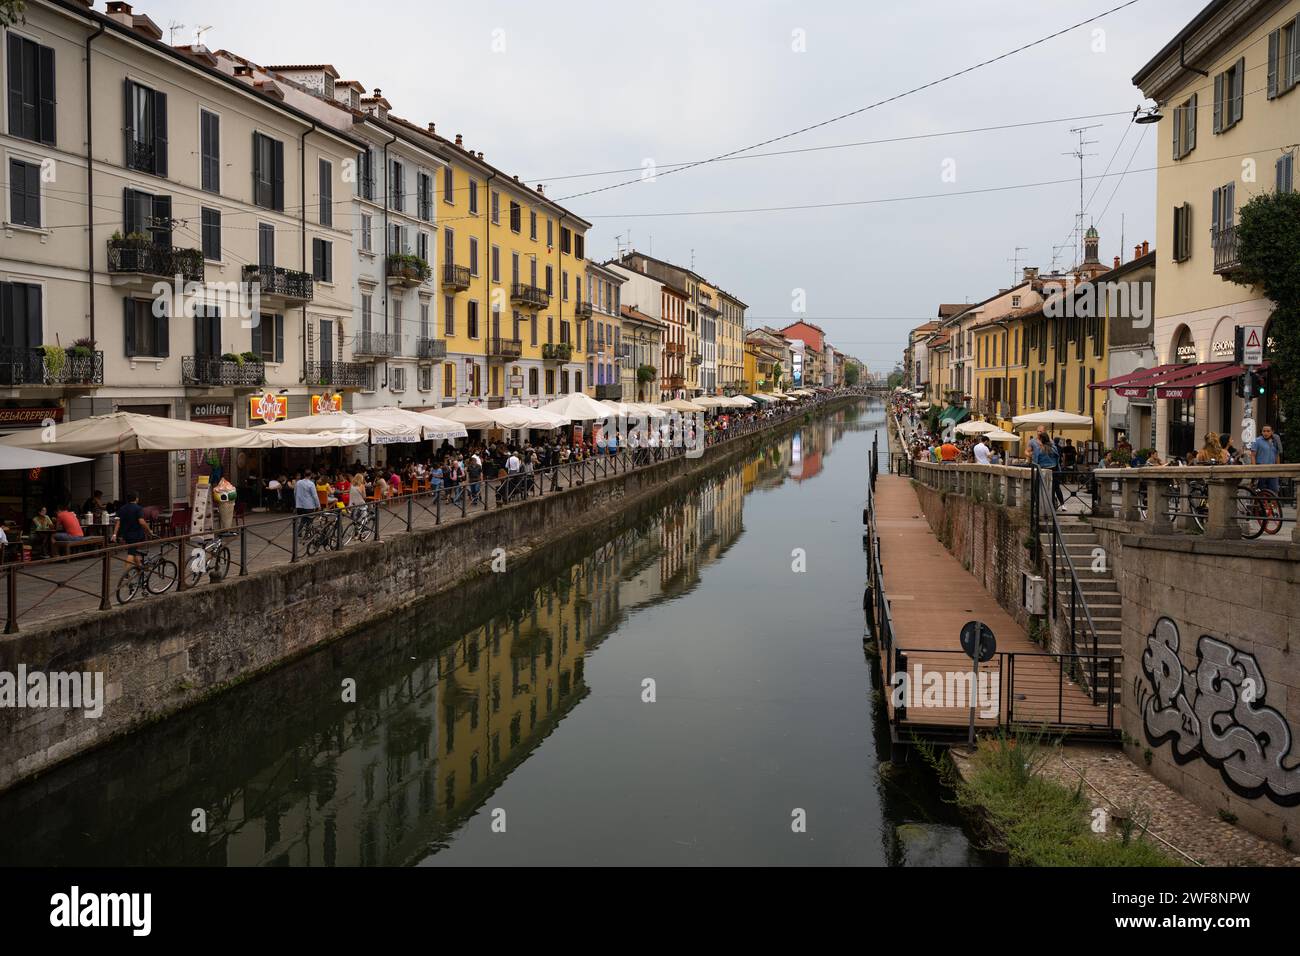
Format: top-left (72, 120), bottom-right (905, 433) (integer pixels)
top-left (954, 420), bottom-right (999, 436)
top-left (659, 398), bottom-right (706, 413)
top-left (693, 396), bottom-right (733, 409)
top-left (983, 429), bottom-right (1021, 442)
top-left (361, 406), bottom-right (467, 441)
top-left (255, 410), bottom-right (422, 445)
top-left (1011, 409), bottom-right (1094, 430)
top-left (258, 430), bottom-right (369, 448)
top-left (538, 392), bottom-right (615, 421)
top-left (0, 411), bottom-right (267, 455)
top-left (491, 405), bottom-right (568, 430)
top-left (728, 395), bottom-right (756, 407)
top-left (621, 402), bottom-right (668, 417)
top-left (430, 405), bottom-right (497, 429)
top-left (0, 446), bottom-right (91, 470)
top-left (598, 400), bottom-right (639, 417)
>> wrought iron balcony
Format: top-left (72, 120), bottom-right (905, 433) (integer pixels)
top-left (665, 341), bottom-right (685, 355)
top-left (665, 374), bottom-right (685, 389)
top-left (487, 336), bottom-right (523, 359)
top-left (541, 342), bottom-right (573, 362)
top-left (690, 353), bottom-right (703, 365)
top-left (387, 255), bottom-right (431, 287)
top-left (573, 300), bottom-right (593, 318)
top-left (242, 265), bottom-right (314, 304)
top-left (0, 347), bottom-right (104, 387)
top-left (441, 264), bottom-right (471, 291)
top-left (417, 337), bottom-right (447, 360)
top-left (182, 356), bottom-right (266, 387)
top-left (305, 361), bottom-right (373, 390)
top-left (510, 283), bottom-right (549, 310)
top-left (354, 331), bottom-right (403, 357)
top-left (595, 383), bottom-right (622, 401)
top-left (108, 237), bottom-right (204, 283)
top-left (1212, 226), bottom-right (1241, 276)
top-left (125, 139), bottom-right (162, 175)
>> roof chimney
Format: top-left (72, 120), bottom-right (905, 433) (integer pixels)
top-left (1134, 244), bottom-right (1142, 261)
top-left (1141, 240), bottom-right (1150, 257)
top-left (455, 133), bottom-right (463, 146)
top-left (477, 151), bottom-right (484, 160)
top-left (427, 122), bottom-right (435, 134)
top-left (1022, 266), bottom-right (1039, 281)
top-left (1114, 255), bottom-right (1122, 269)
top-left (536, 184), bottom-right (544, 195)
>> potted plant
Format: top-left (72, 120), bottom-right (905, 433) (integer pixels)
top-left (637, 364), bottom-right (657, 384)
top-left (222, 352), bottom-right (245, 366)
top-left (239, 351), bottom-right (258, 364)
top-left (40, 344), bottom-right (66, 380)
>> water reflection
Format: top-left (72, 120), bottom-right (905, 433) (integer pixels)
top-left (0, 403), bottom-right (981, 866)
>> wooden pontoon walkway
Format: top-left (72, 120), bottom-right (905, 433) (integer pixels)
top-left (871, 473), bottom-right (1117, 740)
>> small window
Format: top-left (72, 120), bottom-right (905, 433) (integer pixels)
top-left (1171, 94), bottom-right (1198, 160)
top-left (312, 238), bottom-right (333, 282)
top-left (469, 179), bottom-right (478, 214)
top-left (200, 110), bottom-right (220, 192)
top-left (1267, 17), bottom-right (1300, 100)
top-left (1213, 57), bottom-right (1246, 133)
top-left (509, 201), bottom-right (521, 233)
top-left (529, 210), bottom-right (537, 240)
top-left (443, 165), bottom-right (454, 204)
top-left (1172, 203), bottom-right (1192, 263)
top-left (1277, 151), bottom-right (1296, 194)
top-left (125, 80), bottom-right (168, 176)
top-left (253, 132), bottom-right (285, 211)
top-left (1011, 295), bottom-right (1021, 308)
top-left (491, 190), bottom-right (500, 224)
top-left (7, 34), bottom-right (56, 145)
top-left (360, 212), bottom-right (373, 252)
top-left (319, 159), bottom-right (333, 226)
top-left (469, 237), bottom-right (479, 276)
top-left (201, 207), bottom-right (221, 261)
top-left (392, 367), bottom-right (406, 392)
top-left (8, 158), bottom-right (41, 227)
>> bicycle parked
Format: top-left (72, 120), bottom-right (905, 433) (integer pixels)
top-left (184, 530), bottom-right (237, 587)
top-left (115, 546), bottom-right (179, 604)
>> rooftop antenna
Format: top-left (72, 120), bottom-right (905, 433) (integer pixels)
top-left (1120, 213), bottom-right (1125, 262)
top-left (1007, 246), bottom-right (1028, 286)
top-left (1050, 242), bottom-right (1073, 273)
top-left (168, 21), bottom-right (185, 45)
top-left (1063, 125), bottom-right (1101, 267)
top-left (690, 248), bottom-right (695, 271)
top-left (195, 25), bottom-right (214, 48)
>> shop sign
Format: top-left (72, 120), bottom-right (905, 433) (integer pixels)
top-left (311, 393), bottom-right (344, 415)
top-left (1211, 340), bottom-right (1234, 358)
top-left (0, 406), bottom-right (63, 427)
top-left (1156, 387), bottom-right (1194, 400)
top-left (250, 393), bottom-right (288, 424)
top-left (1175, 345), bottom-right (1198, 361)
top-left (1116, 387), bottom-right (1152, 399)
top-left (192, 403), bottom-right (233, 419)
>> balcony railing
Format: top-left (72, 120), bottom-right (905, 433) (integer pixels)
top-left (690, 353), bottom-right (703, 365)
top-left (441, 264), bottom-right (471, 291)
top-left (665, 374), bottom-right (686, 389)
top-left (417, 338), bottom-right (447, 360)
top-left (487, 336), bottom-right (523, 359)
top-left (595, 383), bottom-right (622, 400)
top-left (354, 331), bottom-right (403, 357)
top-left (0, 347), bottom-right (104, 387)
top-left (108, 238), bottom-right (204, 283)
top-left (542, 342), bottom-right (573, 362)
top-left (305, 361), bottom-right (373, 390)
top-left (1212, 226), bottom-right (1241, 275)
top-left (181, 356), bottom-right (266, 387)
top-left (573, 300), bottom-right (593, 318)
top-left (387, 255), bottom-right (432, 287)
top-left (510, 283), bottom-right (549, 310)
top-left (665, 342), bottom-right (685, 355)
top-left (242, 265), bottom-right (314, 304)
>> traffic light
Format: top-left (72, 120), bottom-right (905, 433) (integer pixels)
top-left (1237, 370), bottom-right (1252, 398)
top-left (1254, 367), bottom-right (1268, 398)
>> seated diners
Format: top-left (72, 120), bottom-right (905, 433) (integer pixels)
top-left (53, 502), bottom-right (86, 556)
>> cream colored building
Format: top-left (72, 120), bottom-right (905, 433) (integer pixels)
top-left (1133, 0), bottom-right (1295, 458)
top-left (2, 0), bottom-right (360, 510)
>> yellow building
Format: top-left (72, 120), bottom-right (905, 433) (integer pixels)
top-left (398, 127), bottom-right (593, 406)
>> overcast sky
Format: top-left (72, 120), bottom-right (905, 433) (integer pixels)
top-left (148, 0), bottom-right (1204, 371)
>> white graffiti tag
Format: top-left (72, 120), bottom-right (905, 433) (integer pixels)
top-left (1141, 617), bottom-right (1300, 805)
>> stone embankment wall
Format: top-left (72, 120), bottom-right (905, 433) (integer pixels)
top-left (0, 398), bottom-right (855, 793)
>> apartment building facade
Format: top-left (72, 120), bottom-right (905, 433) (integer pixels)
top-left (1132, 0), bottom-right (1294, 458)
top-left (3, 0), bottom-right (362, 508)
top-left (585, 260), bottom-right (624, 400)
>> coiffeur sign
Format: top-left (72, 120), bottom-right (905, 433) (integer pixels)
top-left (250, 393), bottom-right (287, 424)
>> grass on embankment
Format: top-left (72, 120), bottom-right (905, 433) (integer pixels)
top-left (921, 732), bottom-right (1179, 867)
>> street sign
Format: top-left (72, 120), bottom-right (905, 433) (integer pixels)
top-left (960, 620), bottom-right (997, 663)
top-left (1242, 325), bottom-right (1265, 366)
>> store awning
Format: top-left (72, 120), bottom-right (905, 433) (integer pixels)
top-left (1090, 361), bottom-right (1265, 400)
top-left (938, 406), bottom-right (970, 425)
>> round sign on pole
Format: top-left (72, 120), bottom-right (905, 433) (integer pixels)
top-left (960, 621), bottom-right (997, 663)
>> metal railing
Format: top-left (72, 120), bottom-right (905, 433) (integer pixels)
top-left (108, 238), bottom-right (204, 283)
top-left (441, 264), bottom-right (471, 291)
top-left (510, 283), bottom-right (549, 310)
top-left (417, 338), bottom-right (447, 360)
top-left (354, 331), bottom-right (403, 357)
top-left (573, 300), bottom-right (593, 318)
top-left (242, 265), bottom-right (314, 302)
top-left (1212, 225), bottom-right (1241, 275)
top-left (2, 392), bottom-right (858, 634)
top-left (181, 356), bottom-right (266, 387)
top-left (487, 336), bottom-right (523, 359)
top-left (305, 361), bottom-right (373, 389)
top-left (0, 347), bottom-right (104, 387)
top-left (541, 342), bottom-right (573, 362)
top-left (387, 255), bottom-right (431, 285)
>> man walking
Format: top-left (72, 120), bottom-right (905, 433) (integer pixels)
top-left (1248, 424), bottom-right (1283, 494)
top-left (294, 469), bottom-right (319, 539)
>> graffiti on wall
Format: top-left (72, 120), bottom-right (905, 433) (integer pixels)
top-left (1135, 617), bottom-right (1300, 806)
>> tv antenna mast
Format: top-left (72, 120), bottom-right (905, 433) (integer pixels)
top-left (1063, 125), bottom-right (1101, 267)
top-left (1007, 246), bottom-right (1029, 286)
top-left (194, 25), bottom-right (214, 48)
top-left (167, 21), bottom-right (185, 45)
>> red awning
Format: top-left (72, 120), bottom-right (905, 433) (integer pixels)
top-left (1090, 361), bottom-right (1265, 398)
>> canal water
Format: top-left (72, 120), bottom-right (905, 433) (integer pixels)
top-left (0, 400), bottom-right (988, 866)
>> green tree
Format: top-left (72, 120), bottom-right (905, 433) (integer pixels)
top-left (1, 0), bottom-right (25, 27)
top-left (1232, 190), bottom-right (1300, 453)
top-left (886, 362), bottom-right (905, 390)
top-left (843, 363), bottom-right (861, 386)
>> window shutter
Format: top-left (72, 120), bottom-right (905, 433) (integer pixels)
top-left (124, 299), bottom-right (136, 357)
top-left (320, 159), bottom-right (332, 225)
top-left (1212, 73), bottom-right (1223, 132)
top-left (22, 160), bottom-right (40, 225)
top-left (325, 243), bottom-right (332, 283)
top-left (1293, 17), bottom-right (1300, 90)
top-left (1187, 93), bottom-right (1197, 152)
top-left (155, 298), bottom-right (169, 357)
top-left (312, 239), bottom-right (323, 279)
top-left (153, 90), bottom-right (168, 177)
top-left (23, 284), bottom-right (41, 348)
top-left (123, 79), bottom-right (135, 161)
top-left (6, 36), bottom-right (24, 138)
top-left (1269, 29), bottom-right (1280, 99)
top-left (1182, 205), bottom-right (1192, 261)
top-left (37, 44), bottom-right (55, 145)
top-left (275, 315), bottom-right (284, 363)
top-left (251, 312), bottom-right (262, 357)
top-left (272, 139), bottom-right (285, 211)
top-left (1225, 181), bottom-right (1235, 227)
top-left (1212, 187), bottom-right (1222, 242)
top-left (152, 194), bottom-right (172, 247)
top-left (1233, 57), bottom-right (1246, 124)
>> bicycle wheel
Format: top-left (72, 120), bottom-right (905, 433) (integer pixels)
top-left (184, 544), bottom-right (209, 588)
top-left (145, 558), bottom-right (179, 595)
top-left (115, 566), bottom-right (142, 605)
top-left (1259, 490), bottom-right (1283, 535)
top-left (1234, 486), bottom-right (1264, 539)
top-left (209, 545), bottom-right (231, 582)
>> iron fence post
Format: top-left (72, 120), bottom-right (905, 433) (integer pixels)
top-left (100, 547), bottom-right (111, 611)
top-left (5, 563), bottom-right (17, 634)
top-left (239, 526), bottom-right (248, 576)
